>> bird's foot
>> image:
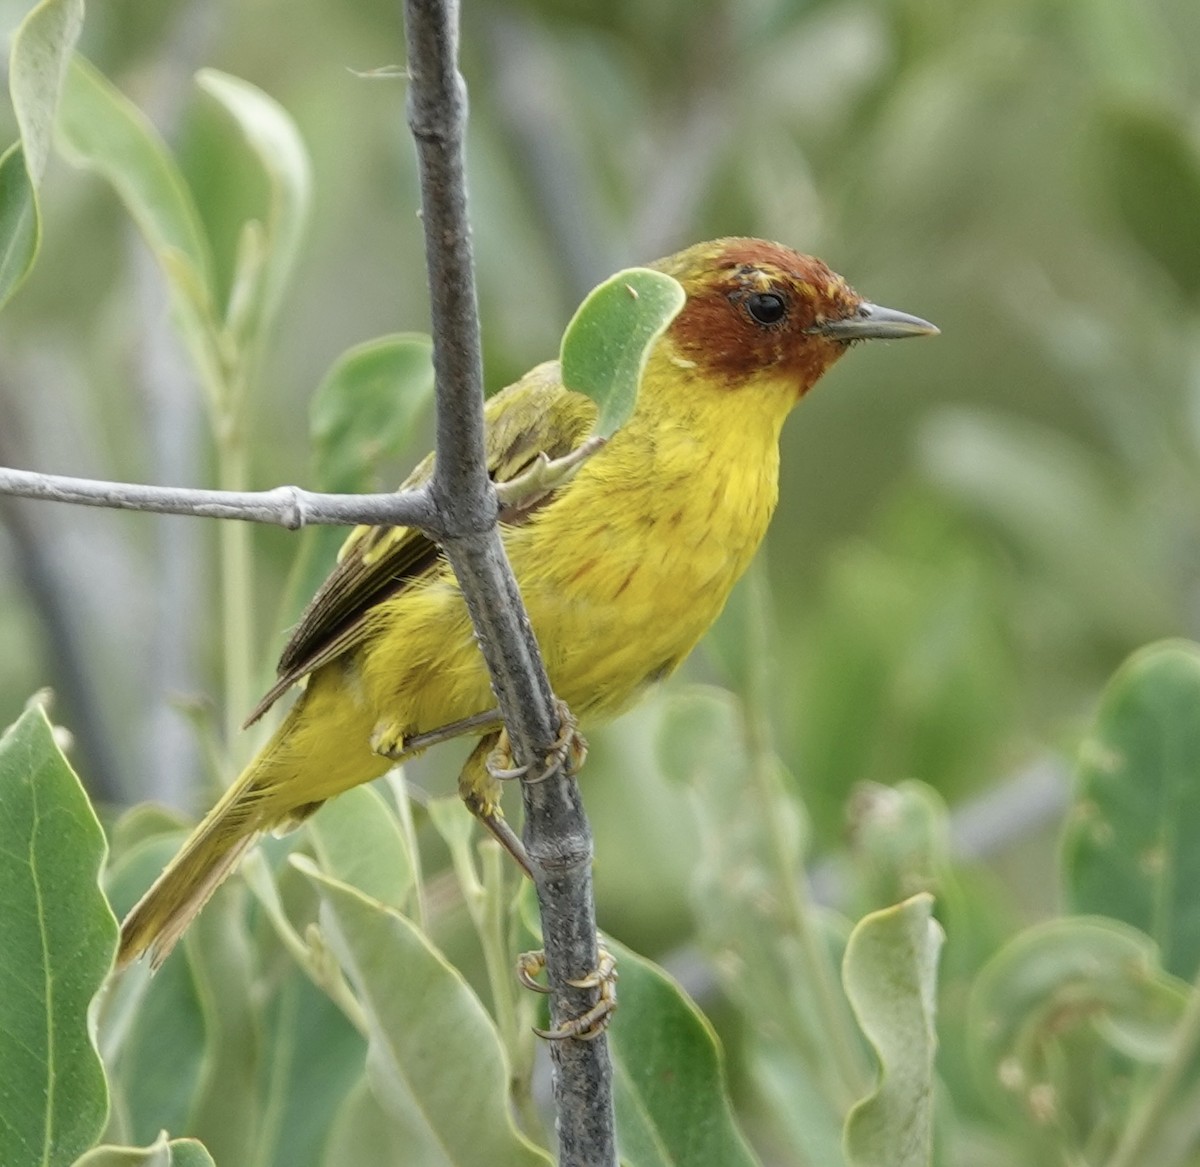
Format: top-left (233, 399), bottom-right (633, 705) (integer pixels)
top-left (375, 709), bottom-right (506, 761)
top-left (517, 941), bottom-right (618, 1041)
top-left (486, 699), bottom-right (587, 784)
top-left (369, 719), bottom-right (406, 760)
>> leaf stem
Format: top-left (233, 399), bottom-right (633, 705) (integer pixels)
top-left (740, 563), bottom-right (871, 1108)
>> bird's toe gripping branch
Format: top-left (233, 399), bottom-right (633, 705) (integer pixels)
top-left (517, 941), bottom-right (618, 1041)
top-left (485, 697), bottom-right (588, 785)
top-left (458, 697), bottom-right (589, 885)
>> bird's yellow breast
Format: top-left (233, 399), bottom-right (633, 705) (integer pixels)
top-left (357, 353), bottom-right (794, 737)
top-left (512, 388), bottom-right (782, 718)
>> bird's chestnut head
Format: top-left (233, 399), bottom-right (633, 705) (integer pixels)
top-left (653, 238), bottom-right (937, 396)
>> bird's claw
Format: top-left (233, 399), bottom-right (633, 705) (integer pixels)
top-left (485, 753), bottom-right (528, 781)
top-left (516, 949), bottom-right (553, 994)
top-left (517, 942), bottom-right (618, 1041)
top-left (485, 698), bottom-right (588, 785)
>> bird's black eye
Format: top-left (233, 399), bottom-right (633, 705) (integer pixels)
top-left (745, 291), bottom-right (787, 326)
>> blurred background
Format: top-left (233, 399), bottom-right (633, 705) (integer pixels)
top-left (1, 0), bottom-right (1199, 956)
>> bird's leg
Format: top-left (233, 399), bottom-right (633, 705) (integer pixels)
top-left (460, 733), bottom-right (536, 878)
top-left (370, 708), bottom-right (504, 760)
top-left (516, 941), bottom-right (618, 1041)
top-left (459, 700), bottom-right (587, 877)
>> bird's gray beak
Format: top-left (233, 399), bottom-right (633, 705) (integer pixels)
top-left (812, 302), bottom-right (939, 341)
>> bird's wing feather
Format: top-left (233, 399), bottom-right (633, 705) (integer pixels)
top-left (244, 362), bottom-right (596, 725)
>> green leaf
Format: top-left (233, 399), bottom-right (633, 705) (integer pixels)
top-left (108, 840), bottom-right (266, 1165)
top-left (56, 56), bottom-right (221, 392)
top-left (0, 0), bottom-right (84, 308)
top-left (1095, 104), bottom-right (1200, 303)
top-left (0, 143), bottom-right (39, 307)
top-left (560, 267), bottom-right (686, 438)
top-left (195, 69), bottom-right (313, 338)
top-left (1063, 641), bottom-right (1200, 980)
top-left (101, 836), bottom-right (206, 1147)
top-left (842, 894), bottom-right (942, 1167)
top-left (279, 333), bottom-right (436, 622)
top-left (255, 968), bottom-right (367, 1167)
top-left (307, 784), bottom-right (415, 912)
top-left (847, 782), bottom-right (952, 914)
top-left (0, 706), bottom-right (117, 1167)
top-left (310, 334), bottom-right (435, 495)
top-left (749, 1041), bottom-right (845, 1167)
top-left (300, 863), bottom-right (551, 1166)
top-left (73, 1134), bottom-right (216, 1167)
top-left (57, 56), bottom-right (210, 281)
top-left (322, 1079), bottom-right (404, 1167)
top-left (608, 941), bottom-right (762, 1167)
top-left (967, 918), bottom-right (1186, 1113)
top-left (181, 887), bottom-right (262, 1166)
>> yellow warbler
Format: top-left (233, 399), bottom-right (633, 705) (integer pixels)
top-left (119, 237), bottom-right (937, 968)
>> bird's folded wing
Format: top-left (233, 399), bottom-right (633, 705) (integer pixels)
top-left (244, 362), bottom-right (597, 726)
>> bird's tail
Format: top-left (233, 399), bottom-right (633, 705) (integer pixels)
top-left (117, 759), bottom-right (270, 971)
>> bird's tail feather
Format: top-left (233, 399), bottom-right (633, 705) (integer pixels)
top-left (117, 766), bottom-right (266, 971)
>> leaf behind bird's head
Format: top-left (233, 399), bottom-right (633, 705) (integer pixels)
top-left (559, 267), bottom-right (686, 439)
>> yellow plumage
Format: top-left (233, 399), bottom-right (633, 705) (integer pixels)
top-left (118, 238), bottom-right (936, 968)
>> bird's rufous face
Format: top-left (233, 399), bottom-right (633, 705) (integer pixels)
top-left (655, 238), bottom-right (936, 396)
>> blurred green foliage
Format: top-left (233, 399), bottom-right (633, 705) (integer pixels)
top-left (2, 0), bottom-right (1200, 1163)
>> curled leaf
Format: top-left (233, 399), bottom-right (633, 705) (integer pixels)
top-left (560, 267), bottom-right (685, 438)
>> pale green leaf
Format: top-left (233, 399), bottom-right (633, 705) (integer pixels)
top-left (57, 56), bottom-right (210, 280)
top-left (322, 1079), bottom-right (404, 1167)
top-left (108, 839), bottom-right (266, 1164)
top-left (842, 893), bottom-right (942, 1167)
top-left (255, 969), bottom-right (367, 1167)
top-left (0, 706), bottom-right (117, 1167)
top-left (0, 0), bottom-right (84, 308)
top-left (0, 143), bottom-right (38, 307)
top-left (749, 1041), bottom-right (845, 1167)
top-left (73, 1134), bottom-right (216, 1167)
top-left (56, 56), bottom-right (220, 391)
top-left (196, 69), bottom-right (313, 335)
top-left (310, 333), bottom-right (435, 495)
top-left (181, 889), bottom-right (262, 1166)
top-left (300, 864), bottom-right (551, 1166)
top-left (101, 835), bottom-right (206, 1147)
top-left (1063, 640), bottom-right (1200, 979)
top-left (307, 785), bottom-right (415, 912)
top-left (560, 267), bottom-right (685, 438)
top-left (608, 941), bottom-right (762, 1167)
top-left (967, 917), bottom-right (1186, 1107)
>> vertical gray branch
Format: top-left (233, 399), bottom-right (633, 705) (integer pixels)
top-left (401, 1), bottom-right (617, 1163)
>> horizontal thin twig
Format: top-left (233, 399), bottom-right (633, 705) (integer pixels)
top-left (0, 465), bottom-right (440, 531)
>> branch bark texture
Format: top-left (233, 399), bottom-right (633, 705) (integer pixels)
top-left (402, 1), bottom-right (617, 1164)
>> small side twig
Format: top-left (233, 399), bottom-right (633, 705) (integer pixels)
top-left (0, 466), bottom-right (438, 531)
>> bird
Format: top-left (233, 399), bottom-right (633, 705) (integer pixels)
top-left (117, 237), bottom-right (937, 969)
